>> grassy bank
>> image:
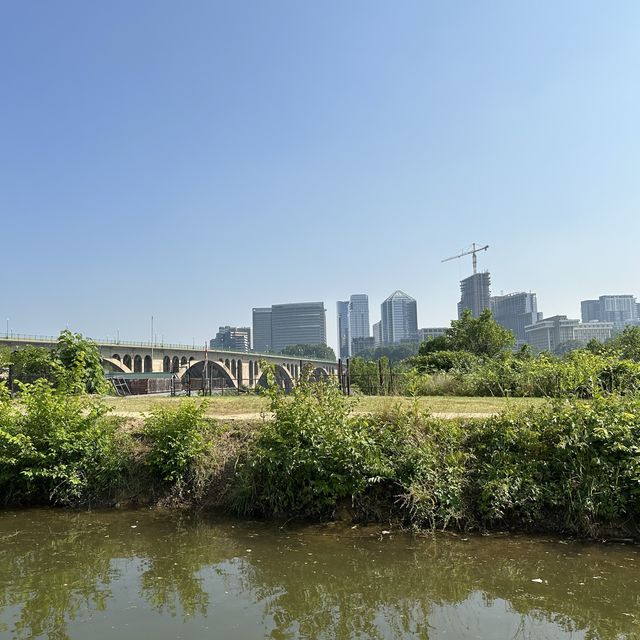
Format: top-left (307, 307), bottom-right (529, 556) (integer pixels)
top-left (102, 393), bottom-right (545, 418)
top-left (2, 379), bottom-right (639, 539)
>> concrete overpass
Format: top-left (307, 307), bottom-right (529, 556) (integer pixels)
top-left (0, 335), bottom-right (337, 390)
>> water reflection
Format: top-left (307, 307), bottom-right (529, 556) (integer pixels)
top-left (0, 509), bottom-right (638, 639)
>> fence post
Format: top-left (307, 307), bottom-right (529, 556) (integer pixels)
top-left (378, 359), bottom-right (384, 396)
top-left (338, 358), bottom-right (344, 393)
top-left (346, 358), bottom-right (351, 396)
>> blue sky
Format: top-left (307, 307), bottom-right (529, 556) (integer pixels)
top-left (2, 1), bottom-right (639, 350)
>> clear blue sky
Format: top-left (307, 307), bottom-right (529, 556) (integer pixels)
top-left (2, 1), bottom-right (639, 350)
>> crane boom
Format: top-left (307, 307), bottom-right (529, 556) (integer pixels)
top-left (441, 243), bottom-right (489, 275)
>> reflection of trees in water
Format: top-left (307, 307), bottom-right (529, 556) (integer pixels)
top-left (1, 513), bottom-right (638, 640)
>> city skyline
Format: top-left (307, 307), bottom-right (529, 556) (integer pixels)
top-left (2, 3), bottom-right (639, 354)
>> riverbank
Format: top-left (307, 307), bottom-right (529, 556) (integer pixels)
top-left (1, 380), bottom-right (639, 540)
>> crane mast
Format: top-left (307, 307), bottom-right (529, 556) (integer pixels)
top-left (441, 242), bottom-right (489, 275)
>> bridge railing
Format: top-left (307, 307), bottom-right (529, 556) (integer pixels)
top-left (0, 334), bottom-right (336, 364)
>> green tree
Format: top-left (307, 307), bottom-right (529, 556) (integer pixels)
top-left (10, 346), bottom-right (56, 385)
top-left (418, 335), bottom-right (450, 355)
top-left (280, 344), bottom-right (336, 360)
top-left (446, 309), bottom-right (515, 357)
top-left (607, 326), bottom-right (640, 362)
top-left (54, 330), bottom-right (107, 393)
top-left (357, 343), bottom-right (419, 364)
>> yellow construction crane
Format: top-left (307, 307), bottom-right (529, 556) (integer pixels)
top-left (442, 242), bottom-right (489, 275)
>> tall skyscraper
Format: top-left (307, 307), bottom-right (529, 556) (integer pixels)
top-left (336, 301), bottom-right (351, 359)
top-left (254, 302), bottom-right (327, 353)
top-left (252, 308), bottom-right (272, 352)
top-left (580, 295), bottom-right (638, 330)
top-left (271, 302), bottom-right (327, 352)
top-left (210, 326), bottom-right (251, 352)
top-left (380, 290), bottom-right (418, 344)
top-left (491, 292), bottom-right (542, 344)
top-left (349, 294), bottom-right (370, 342)
top-left (458, 272), bottom-right (491, 319)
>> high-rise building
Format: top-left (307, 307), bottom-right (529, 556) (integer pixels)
top-left (491, 292), bottom-right (542, 344)
top-left (252, 308), bottom-right (273, 352)
top-left (336, 301), bottom-right (351, 359)
top-left (525, 315), bottom-right (614, 353)
top-left (380, 290), bottom-right (418, 344)
top-left (271, 302), bottom-right (327, 353)
top-left (580, 295), bottom-right (638, 330)
top-left (349, 294), bottom-right (370, 342)
top-left (372, 321), bottom-right (382, 346)
top-left (254, 302), bottom-right (327, 353)
top-left (458, 272), bottom-right (491, 319)
top-left (580, 300), bottom-right (601, 324)
top-left (210, 326), bottom-right (251, 352)
top-left (524, 316), bottom-right (579, 353)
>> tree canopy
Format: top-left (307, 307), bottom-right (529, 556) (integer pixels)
top-left (281, 343), bottom-right (336, 361)
top-left (418, 309), bottom-right (515, 358)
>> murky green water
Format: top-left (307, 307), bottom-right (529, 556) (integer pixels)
top-left (0, 509), bottom-right (638, 639)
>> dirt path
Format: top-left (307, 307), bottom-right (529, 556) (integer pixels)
top-left (110, 410), bottom-right (494, 421)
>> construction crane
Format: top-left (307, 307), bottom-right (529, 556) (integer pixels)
top-left (442, 243), bottom-right (489, 275)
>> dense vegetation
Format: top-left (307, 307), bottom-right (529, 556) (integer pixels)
top-left (349, 314), bottom-right (640, 399)
top-left (2, 361), bottom-right (640, 538)
top-left (2, 330), bottom-right (107, 393)
top-left (280, 343), bottom-right (336, 360)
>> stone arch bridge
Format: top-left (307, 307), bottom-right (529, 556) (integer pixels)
top-left (0, 335), bottom-right (337, 390)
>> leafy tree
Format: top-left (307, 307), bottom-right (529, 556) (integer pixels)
top-left (554, 340), bottom-right (587, 356)
top-left (281, 344), bottom-right (336, 360)
top-left (10, 346), bottom-right (56, 385)
top-left (418, 335), bottom-right (450, 355)
top-left (607, 326), bottom-right (640, 362)
top-left (357, 342), bottom-right (419, 364)
top-left (446, 309), bottom-right (515, 357)
top-left (54, 330), bottom-right (107, 393)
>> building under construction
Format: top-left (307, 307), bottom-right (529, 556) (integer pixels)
top-left (442, 243), bottom-right (491, 320)
top-left (458, 271), bottom-right (491, 319)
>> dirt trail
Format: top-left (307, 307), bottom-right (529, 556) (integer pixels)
top-left (110, 410), bottom-right (493, 421)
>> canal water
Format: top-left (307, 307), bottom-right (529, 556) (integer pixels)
top-left (0, 509), bottom-right (638, 639)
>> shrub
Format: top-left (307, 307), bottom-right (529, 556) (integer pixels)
top-left (143, 401), bottom-right (210, 491)
top-left (235, 372), bottom-right (397, 517)
top-left (0, 380), bottom-right (126, 505)
top-left (468, 396), bottom-right (640, 534)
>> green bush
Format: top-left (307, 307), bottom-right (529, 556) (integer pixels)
top-left (143, 401), bottom-right (210, 490)
top-left (235, 372), bottom-right (398, 517)
top-left (468, 396), bottom-right (640, 534)
top-left (0, 380), bottom-right (126, 505)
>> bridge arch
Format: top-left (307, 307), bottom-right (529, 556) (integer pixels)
top-left (256, 364), bottom-right (294, 393)
top-left (102, 357), bottom-right (130, 373)
top-left (123, 354), bottom-right (132, 370)
top-left (134, 355), bottom-right (142, 373)
top-left (163, 356), bottom-right (171, 372)
top-left (312, 366), bottom-right (330, 381)
top-left (144, 355), bottom-right (152, 372)
top-left (178, 359), bottom-right (237, 388)
top-left (172, 356), bottom-right (180, 373)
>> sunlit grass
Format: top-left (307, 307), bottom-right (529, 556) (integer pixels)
top-left (102, 393), bottom-right (546, 417)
